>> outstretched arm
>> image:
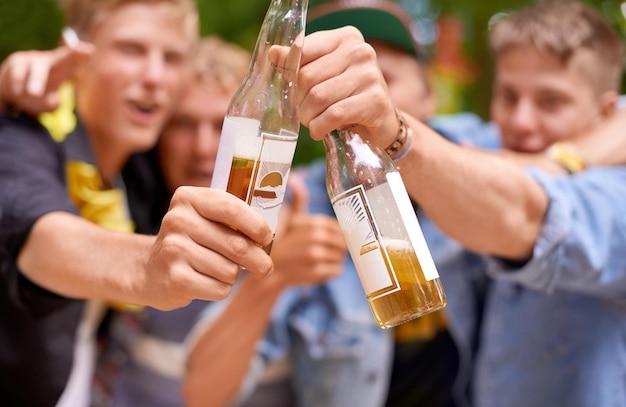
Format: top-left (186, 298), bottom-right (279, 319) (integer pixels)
top-left (396, 116), bottom-right (548, 261)
top-left (280, 27), bottom-right (547, 261)
top-left (184, 175), bottom-right (347, 407)
top-left (498, 108), bottom-right (626, 173)
top-left (18, 187), bottom-right (274, 310)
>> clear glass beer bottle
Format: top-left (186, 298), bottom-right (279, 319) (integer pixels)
top-left (211, 0), bottom-right (308, 253)
top-left (324, 126), bottom-right (446, 329)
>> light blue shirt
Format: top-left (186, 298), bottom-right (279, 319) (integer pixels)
top-left (198, 112), bottom-right (626, 407)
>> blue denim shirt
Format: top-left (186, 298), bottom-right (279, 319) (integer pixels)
top-left (435, 114), bottom-right (626, 406)
top-left (474, 166), bottom-right (626, 407)
top-left (224, 161), bottom-right (394, 407)
top-left (227, 113), bottom-right (500, 407)
top-left (201, 112), bottom-right (626, 407)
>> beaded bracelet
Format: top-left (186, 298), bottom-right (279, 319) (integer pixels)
top-left (385, 108), bottom-right (413, 162)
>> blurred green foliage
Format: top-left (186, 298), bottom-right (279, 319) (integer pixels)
top-left (0, 0), bottom-right (624, 166)
top-left (0, 0), bottom-right (64, 60)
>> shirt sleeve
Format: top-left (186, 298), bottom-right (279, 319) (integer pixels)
top-left (486, 166), bottom-right (626, 304)
top-left (0, 112), bottom-right (79, 314)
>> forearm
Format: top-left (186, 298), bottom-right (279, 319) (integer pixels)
top-left (184, 275), bottom-right (285, 407)
top-left (398, 117), bottom-right (549, 260)
top-left (18, 211), bottom-right (152, 304)
top-left (495, 149), bottom-right (568, 175)
top-left (568, 108), bottom-right (626, 167)
top-left (498, 109), bottom-right (626, 171)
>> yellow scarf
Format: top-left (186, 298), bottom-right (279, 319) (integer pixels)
top-left (40, 82), bottom-right (141, 311)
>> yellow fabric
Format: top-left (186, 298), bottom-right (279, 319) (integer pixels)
top-left (65, 161), bottom-right (142, 312)
top-left (39, 82), bottom-right (77, 143)
top-left (394, 309), bottom-right (448, 343)
top-left (545, 141), bottom-right (587, 174)
top-left (38, 84), bottom-right (142, 312)
top-left (65, 161), bottom-right (135, 233)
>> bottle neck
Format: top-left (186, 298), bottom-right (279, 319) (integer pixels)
top-left (325, 127), bottom-right (375, 160)
top-left (324, 128), bottom-right (349, 161)
top-left (249, 0), bottom-right (308, 74)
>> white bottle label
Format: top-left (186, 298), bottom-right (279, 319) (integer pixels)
top-left (386, 172), bottom-right (439, 281)
top-left (332, 185), bottom-right (398, 297)
top-left (332, 174), bottom-right (439, 298)
top-left (212, 116), bottom-right (298, 233)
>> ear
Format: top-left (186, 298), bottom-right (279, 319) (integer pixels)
top-left (598, 90), bottom-right (618, 119)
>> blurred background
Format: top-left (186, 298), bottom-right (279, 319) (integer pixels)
top-left (1, 0), bottom-right (625, 163)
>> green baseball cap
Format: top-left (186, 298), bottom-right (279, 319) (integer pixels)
top-left (306, 0), bottom-right (427, 61)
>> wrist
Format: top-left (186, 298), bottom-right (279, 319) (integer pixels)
top-left (385, 108), bottom-right (413, 162)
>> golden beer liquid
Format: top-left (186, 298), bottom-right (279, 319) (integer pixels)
top-left (226, 157), bottom-right (274, 254)
top-left (368, 245), bottom-right (446, 329)
top-left (227, 158), bottom-right (255, 201)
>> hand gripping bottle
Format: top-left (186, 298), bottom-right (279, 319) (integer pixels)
top-left (324, 126), bottom-right (446, 329)
top-left (211, 0), bottom-right (308, 254)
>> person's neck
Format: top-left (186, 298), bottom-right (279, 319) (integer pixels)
top-left (85, 126), bottom-right (128, 189)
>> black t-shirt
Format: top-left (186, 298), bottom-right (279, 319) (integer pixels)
top-left (122, 149), bottom-right (170, 235)
top-left (0, 111), bottom-right (92, 406)
top-left (384, 328), bottom-right (459, 407)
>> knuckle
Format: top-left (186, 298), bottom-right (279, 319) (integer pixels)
top-left (324, 104), bottom-right (345, 124)
top-left (226, 234), bottom-right (250, 258)
top-left (260, 256), bottom-right (274, 276)
top-left (307, 83), bottom-right (327, 107)
top-left (342, 26), bottom-right (365, 41)
top-left (170, 185), bottom-right (193, 204)
top-left (351, 41), bottom-right (377, 63)
top-left (221, 262), bottom-right (240, 285)
top-left (158, 233), bottom-right (187, 256)
top-left (298, 64), bottom-right (315, 94)
top-left (210, 281), bottom-right (232, 301)
top-left (160, 210), bottom-right (187, 232)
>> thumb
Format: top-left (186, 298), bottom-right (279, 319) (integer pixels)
top-left (287, 171), bottom-right (309, 215)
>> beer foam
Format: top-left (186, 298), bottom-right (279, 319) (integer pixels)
top-left (381, 237), bottom-right (413, 252)
top-left (227, 116), bottom-right (263, 160)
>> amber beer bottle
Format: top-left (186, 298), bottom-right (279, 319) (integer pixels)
top-left (324, 127), bottom-right (446, 329)
top-left (211, 0), bottom-right (308, 253)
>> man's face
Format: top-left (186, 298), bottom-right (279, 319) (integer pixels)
top-left (371, 40), bottom-right (436, 123)
top-left (491, 46), bottom-right (607, 152)
top-left (74, 2), bottom-right (192, 156)
top-left (157, 78), bottom-right (232, 192)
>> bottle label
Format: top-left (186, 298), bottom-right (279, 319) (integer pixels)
top-left (386, 172), bottom-right (439, 281)
top-left (212, 116), bottom-right (298, 232)
top-left (332, 174), bottom-right (439, 298)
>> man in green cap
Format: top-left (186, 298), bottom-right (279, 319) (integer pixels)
top-left (184, 1), bottom-right (450, 407)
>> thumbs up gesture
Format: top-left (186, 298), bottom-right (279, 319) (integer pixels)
top-left (270, 171), bottom-right (348, 288)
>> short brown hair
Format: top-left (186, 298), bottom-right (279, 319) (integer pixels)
top-left (58, 0), bottom-right (198, 42)
top-left (490, 0), bottom-right (624, 94)
top-left (191, 36), bottom-right (250, 92)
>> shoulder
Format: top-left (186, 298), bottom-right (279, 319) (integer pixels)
top-left (0, 110), bottom-right (50, 135)
top-left (0, 111), bottom-right (59, 157)
top-left (0, 110), bottom-right (72, 217)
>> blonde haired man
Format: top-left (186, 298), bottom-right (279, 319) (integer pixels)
top-left (0, 2), bottom-right (273, 405)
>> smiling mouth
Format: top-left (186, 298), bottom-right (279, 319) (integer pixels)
top-left (132, 101), bottom-right (158, 114)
